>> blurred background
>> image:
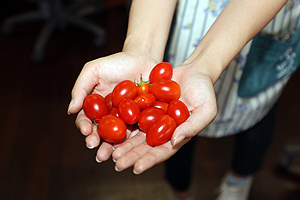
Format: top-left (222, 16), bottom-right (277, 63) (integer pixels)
top-left (0, 1), bottom-right (300, 200)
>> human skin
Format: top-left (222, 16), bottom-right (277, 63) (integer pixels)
top-left (68, 0), bottom-right (288, 174)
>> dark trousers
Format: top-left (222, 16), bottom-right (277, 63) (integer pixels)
top-left (165, 106), bottom-right (276, 191)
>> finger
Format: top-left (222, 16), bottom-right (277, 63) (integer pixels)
top-left (112, 124), bottom-right (137, 149)
top-left (96, 142), bottom-right (114, 162)
top-left (97, 128), bottom-right (139, 163)
top-left (68, 62), bottom-right (99, 114)
top-left (171, 103), bottom-right (217, 146)
top-left (75, 110), bottom-right (93, 136)
top-left (133, 139), bottom-right (188, 174)
top-left (85, 125), bottom-right (101, 149)
top-left (114, 141), bottom-right (152, 172)
top-left (112, 131), bottom-right (146, 160)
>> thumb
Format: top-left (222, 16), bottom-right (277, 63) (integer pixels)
top-left (171, 104), bottom-right (217, 146)
top-left (67, 65), bottom-right (99, 114)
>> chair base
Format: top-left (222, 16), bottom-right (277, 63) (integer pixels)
top-left (2, 0), bottom-right (106, 63)
top-left (277, 143), bottom-right (300, 169)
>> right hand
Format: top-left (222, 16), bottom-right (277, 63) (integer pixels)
top-left (68, 51), bottom-right (157, 161)
top-left (111, 63), bottom-right (218, 174)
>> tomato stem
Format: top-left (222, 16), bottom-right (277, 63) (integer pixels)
top-left (93, 117), bottom-right (100, 126)
top-left (136, 74), bottom-right (151, 86)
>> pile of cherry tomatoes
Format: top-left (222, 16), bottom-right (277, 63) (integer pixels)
top-left (83, 62), bottom-right (190, 146)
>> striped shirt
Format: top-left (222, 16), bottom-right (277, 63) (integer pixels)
top-left (167, 0), bottom-right (300, 137)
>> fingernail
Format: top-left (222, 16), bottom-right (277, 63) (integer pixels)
top-left (173, 135), bottom-right (185, 147)
top-left (112, 146), bottom-right (116, 151)
top-left (86, 143), bottom-right (94, 149)
top-left (112, 157), bottom-right (117, 163)
top-left (133, 169), bottom-right (142, 175)
top-left (115, 166), bottom-right (123, 172)
top-left (67, 99), bottom-right (74, 115)
top-left (95, 156), bottom-right (102, 163)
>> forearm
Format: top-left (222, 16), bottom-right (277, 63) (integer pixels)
top-left (184, 0), bottom-right (288, 83)
top-left (122, 0), bottom-right (177, 63)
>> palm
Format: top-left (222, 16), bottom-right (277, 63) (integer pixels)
top-left (69, 52), bottom-right (157, 161)
top-left (112, 65), bottom-right (217, 174)
top-left (77, 52), bottom-right (156, 98)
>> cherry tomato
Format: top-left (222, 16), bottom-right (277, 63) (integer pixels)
top-left (136, 74), bottom-right (151, 95)
top-left (138, 107), bottom-right (166, 132)
top-left (83, 94), bottom-right (108, 123)
top-left (146, 115), bottom-right (176, 146)
top-left (154, 101), bottom-right (169, 112)
top-left (108, 107), bottom-right (119, 117)
top-left (97, 115), bottom-right (127, 143)
top-left (167, 100), bottom-right (190, 126)
top-left (149, 80), bottom-right (181, 102)
top-left (149, 62), bottom-right (173, 83)
top-left (105, 92), bottom-right (113, 111)
top-left (138, 83), bottom-right (150, 95)
top-left (134, 93), bottom-right (156, 110)
top-left (118, 98), bottom-right (141, 124)
top-left (112, 80), bottom-right (138, 106)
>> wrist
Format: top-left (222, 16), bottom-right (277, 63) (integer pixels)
top-left (122, 33), bottom-right (166, 64)
top-left (122, 0), bottom-right (176, 64)
top-left (182, 48), bottom-right (225, 84)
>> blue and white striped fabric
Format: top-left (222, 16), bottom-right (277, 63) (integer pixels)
top-left (167, 0), bottom-right (300, 137)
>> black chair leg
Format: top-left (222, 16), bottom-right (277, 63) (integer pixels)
top-left (2, 0), bottom-right (106, 63)
top-left (31, 19), bottom-right (57, 63)
top-left (278, 144), bottom-right (300, 169)
top-left (2, 11), bottom-right (44, 34)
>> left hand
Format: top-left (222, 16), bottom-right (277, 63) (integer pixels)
top-left (112, 64), bottom-right (218, 174)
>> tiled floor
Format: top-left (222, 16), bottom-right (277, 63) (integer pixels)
top-left (0, 1), bottom-right (300, 200)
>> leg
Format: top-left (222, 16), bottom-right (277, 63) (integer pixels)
top-left (165, 136), bottom-right (197, 199)
top-left (216, 106), bottom-right (277, 200)
top-left (231, 106), bottom-right (277, 176)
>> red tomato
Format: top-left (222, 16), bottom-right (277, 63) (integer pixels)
top-left (112, 80), bottom-right (138, 106)
top-left (105, 92), bottom-right (113, 111)
top-left (146, 115), bottom-right (176, 146)
top-left (154, 101), bottom-right (168, 112)
top-left (97, 115), bottom-right (127, 143)
top-left (108, 107), bottom-right (119, 117)
top-left (149, 80), bottom-right (181, 102)
top-left (137, 74), bottom-right (151, 95)
top-left (149, 62), bottom-right (173, 83)
top-left (83, 94), bottom-right (108, 123)
top-left (167, 100), bottom-right (190, 126)
top-left (138, 83), bottom-right (150, 95)
top-left (118, 98), bottom-right (141, 124)
top-left (134, 93), bottom-right (156, 110)
top-left (138, 107), bottom-right (166, 132)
